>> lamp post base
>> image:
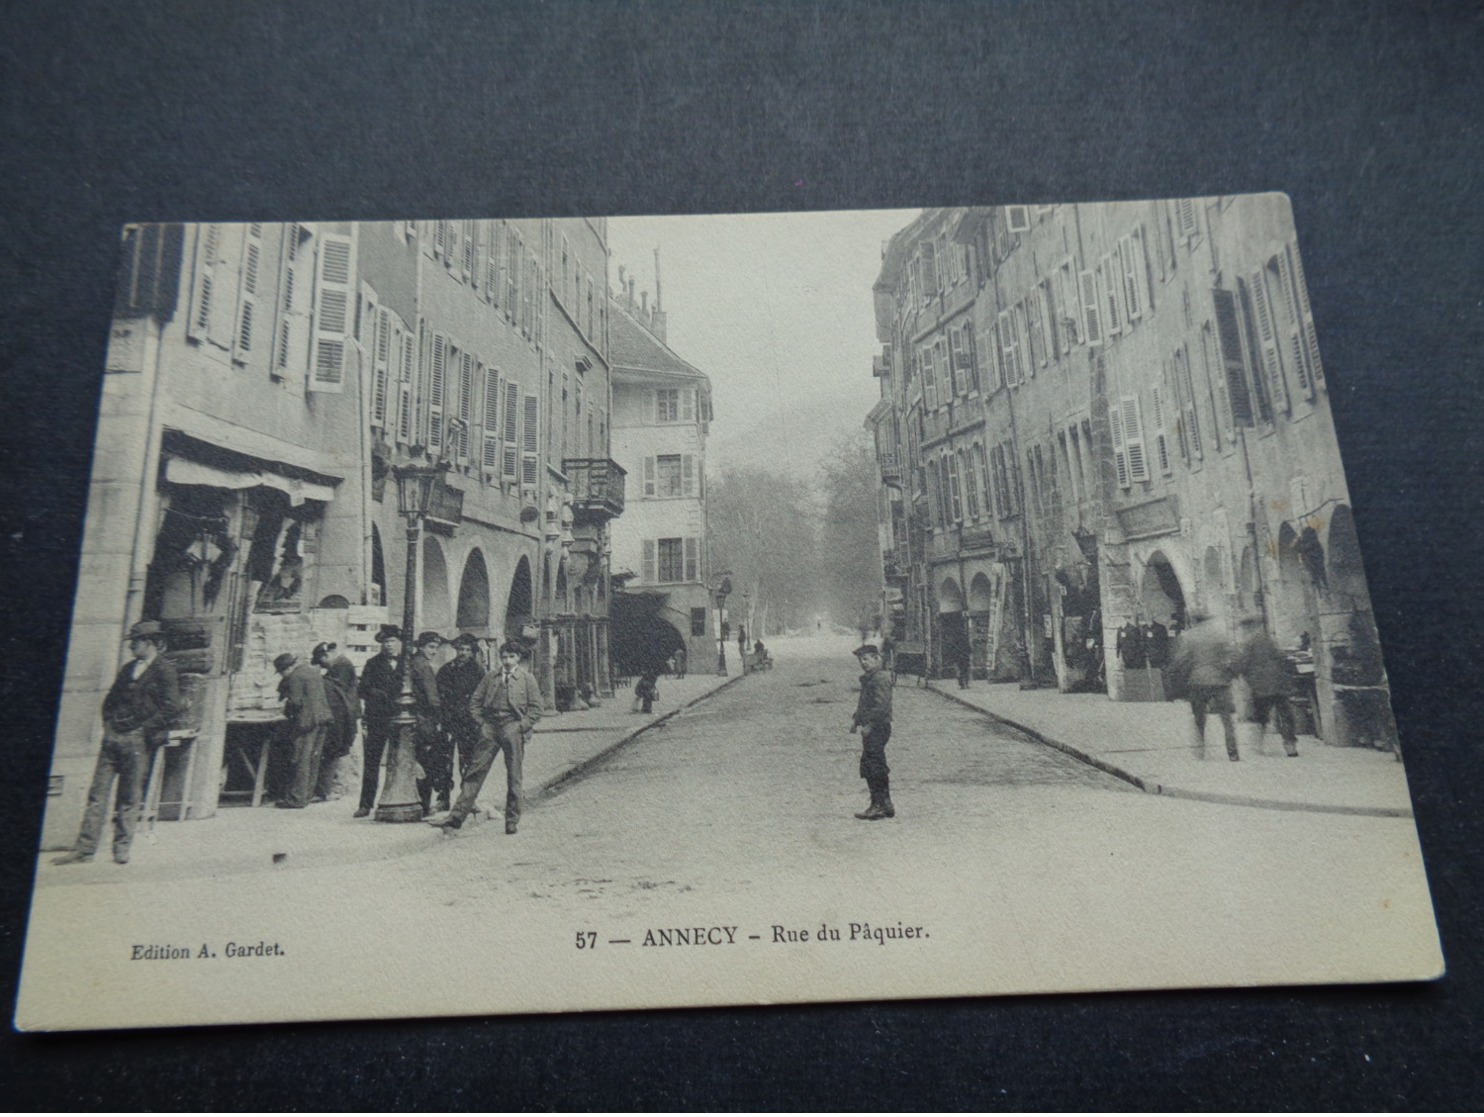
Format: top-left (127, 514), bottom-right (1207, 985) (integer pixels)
top-left (374, 801), bottom-right (426, 823)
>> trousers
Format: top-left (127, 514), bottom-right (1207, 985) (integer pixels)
top-left (282, 725), bottom-right (327, 807)
top-left (77, 728), bottom-right (150, 857)
top-left (451, 721), bottom-right (526, 825)
top-left (858, 722), bottom-right (892, 781)
top-left (359, 720), bottom-right (394, 812)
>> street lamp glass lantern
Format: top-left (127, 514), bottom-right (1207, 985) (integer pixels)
top-left (394, 463), bottom-right (444, 517)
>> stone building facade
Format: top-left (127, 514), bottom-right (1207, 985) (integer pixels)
top-left (868, 197), bottom-right (1394, 749)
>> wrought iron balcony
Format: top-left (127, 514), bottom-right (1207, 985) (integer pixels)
top-left (878, 451), bottom-right (902, 484)
top-left (563, 458), bottom-right (627, 524)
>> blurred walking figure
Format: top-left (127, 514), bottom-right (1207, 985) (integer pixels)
top-left (1165, 613), bottom-right (1240, 761)
top-left (1236, 615), bottom-right (1300, 757)
top-left (311, 642), bottom-right (360, 801)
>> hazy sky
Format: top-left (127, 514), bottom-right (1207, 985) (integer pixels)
top-left (608, 209), bottom-right (919, 481)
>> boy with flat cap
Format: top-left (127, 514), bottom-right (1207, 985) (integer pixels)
top-left (432, 640), bottom-right (542, 835)
top-left (848, 643), bottom-right (895, 821)
top-left (54, 619), bottom-right (181, 865)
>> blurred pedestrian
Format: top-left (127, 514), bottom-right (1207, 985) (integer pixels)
top-left (53, 620), bottom-right (181, 866)
top-left (1166, 613), bottom-right (1240, 761)
top-left (311, 642), bottom-right (360, 801)
top-left (274, 652), bottom-right (332, 809)
top-left (635, 672), bottom-right (659, 714)
top-left (848, 643), bottom-right (895, 820)
top-left (1236, 616), bottom-right (1299, 757)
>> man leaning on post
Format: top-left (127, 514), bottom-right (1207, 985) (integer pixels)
top-left (430, 640), bottom-right (542, 836)
top-left (54, 620), bottom-right (181, 866)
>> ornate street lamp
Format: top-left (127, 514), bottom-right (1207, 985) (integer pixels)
top-left (376, 460), bottom-right (462, 822)
top-left (714, 575), bottom-right (732, 676)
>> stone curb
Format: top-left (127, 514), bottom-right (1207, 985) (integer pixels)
top-left (536, 672), bottom-right (749, 801)
top-left (925, 684), bottom-right (1413, 820)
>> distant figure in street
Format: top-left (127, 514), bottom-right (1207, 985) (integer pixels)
top-left (437, 634), bottom-right (487, 803)
top-left (432, 641), bottom-right (543, 835)
top-left (411, 631), bottom-right (447, 816)
top-left (1166, 613), bottom-right (1240, 761)
top-left (848, 643), bottom-right (895, 821)
top-left (53, 620), bottom-right (181, 866)
top-left (355, 624), bottom-right (405, 817)
top-left (635, 672), bottom-right (659, 714)
top-left (672, 645), bottom-right (687, 679)
top-left (311, 642), bottom-right (360, 802)
top-left (273, 652), bottom-right (332, 809)
top-left (1236, 616), bottom-right (1299, 757)
top-left (737, 624), bottom-right (747, 655)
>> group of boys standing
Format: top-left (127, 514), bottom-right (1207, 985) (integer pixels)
top-left (356, 625), bottom-right (541, 836)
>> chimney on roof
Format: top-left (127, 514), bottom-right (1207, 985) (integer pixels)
top-left (618, 265), bottom-right (626, 299)
top-left (627, 275), bottom-right (636, 311)
top-left (651, 247), bottom-right (667, 342)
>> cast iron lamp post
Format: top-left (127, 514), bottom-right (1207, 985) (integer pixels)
top-left (714, 575), bottom-right (732, 676)
top-left (376, 461), bottom-right (461, 822)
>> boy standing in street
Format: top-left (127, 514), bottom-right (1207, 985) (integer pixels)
top-left (848, 643), bottom-right (895, 821)
top-left (431, 641), bottom-right (542, 835)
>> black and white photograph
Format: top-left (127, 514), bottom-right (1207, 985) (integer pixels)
top-left (15, 196), bottom-right (1442, 1032)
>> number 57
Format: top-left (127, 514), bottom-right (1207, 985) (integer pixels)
top-left (575, 931), bottom-right (597, 949)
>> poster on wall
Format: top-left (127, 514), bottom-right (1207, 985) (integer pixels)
top-left (16, 195), bottom-right (1442, 1032)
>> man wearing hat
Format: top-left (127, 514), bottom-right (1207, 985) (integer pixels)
top-left (436, 634), bottom-right (486, 811)
top-left (431, 640), bottom-right (542, 835)
top-left (54, 620), bottom-right (181, 865)
top-left (410, 631), bottom-right (447, 816)
top-left (273, 651), bottom-right (333, 809)
top-left (847, 643), bottom-right (896, 821)
top-left (355, 624), bottom-right (405, 817)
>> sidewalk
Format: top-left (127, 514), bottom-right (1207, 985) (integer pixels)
top-left (926, 679), bottom-right (1415, 817)
top-left (34, 671), bottom-right (742, 886)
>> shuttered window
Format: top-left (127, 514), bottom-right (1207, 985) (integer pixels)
top-left (457, 351), bottom-right (475, 460)
top-left (371, 306), bottom-right (390, 425)
top-left (1118, 395), bottom-right (1149, 484)
top-left (642, 539), bottom-right (655, 583)
top-left (482, 365), bottom-right (502, 470)
top-left (232, 223), bottom-right (263, 363)
top-left (947, 453), bottom-right (963, 523)
top-left (521, 393), bottom-right (539, 486)
top-left (1286, 241), bottom-right (1323, 387)
top-left (961, 448), bottom-right (981, 520)
top-left (1276, 249), bottom-right (1316, 399)
top-left (1211, 288), bottom-right (1255, 426)
top-left (1251, 265), bottom-right (1291, 415)
top-left (1150, 385), bottom-right (1172, 475)
top-left (1079, 269), bottom-right (1103, 346)
top-left (426, 333), bottom-right (447, 448)
top-left (501, 380), bottom-right (520, 479)
top-left (309, 233), bottom-right (352, 392)
top-left (188, 223), bottom-right (221, 343)
top-left (684, 537), bottom-right (700, 582)
top-left (397, 331), bottom-right (415, 442)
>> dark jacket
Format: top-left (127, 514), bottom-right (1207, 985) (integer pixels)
top-left (101, 654), bottom-right (182, 747)
top-left (852, 667), bottom-right (893, 729)
top-left (1236, 630), bottom-right (1292, 698)
top-left (358, 650), bottom-right (403, 723)
top-left (1166, 621), bottom-right (1237, 698)
top-left (437, 655), bottom-right (485, 735)
top-left (322, 655), bottom-right (361, 721)
top-left (279, 662), bottom-right (333, 733)
top-left (411, 652), bottom-right (440, 719)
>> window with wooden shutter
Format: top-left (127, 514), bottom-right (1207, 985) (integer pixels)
top-left (1079, 268), bottom-right (1103, 346)
top-left (682, 389), bottom-right (695, 422)
top-left (501, 380), bottom-right (520, 479)
top-left (1276, 248), bottom-right (1316, 399)
top-left (682, 454), bottom-right (696, 496)
top-left (1177, 198), bottom-right (1199, 242)
top-left (1025, 294), bottom-right (1044, 370)
top-left (1251, 265), bottom-right (1291, 415)
top-left (1119, 234), bottom-right (1142, 322)
top-left (488, 222), bottom-right (502, 305)
top-left (642, 456), bottom-right (656, 497)
top-left (1211, 289), bottom-right (1254, 426)
top-left (521, 393), bottom-right (539, 487)
top-left (1110, 394), bottom-right (1130, 488)
top-left (1235, 279), bottom-right (1275, 423)
top-left (505, 230), bottom-right (519, 318)
top-left (1120, 395), bottom-right (1149, 483)
top-left (642, 540), bottom-right (656, 583)
top-left (1174, 346), bottom-right (1203, 459)
top-left (1100, 256), bottom-right (1123, 337)
top-left (398, 331), bottom-right (415, 442)
top-left (481, 365), bottom-right (501, 470)
top-left (1038, 281), bottom-right (1059, 361)
top-left (458, 351), bottom-right (475, 459)
top-left (371, 306), bottom-right (390, 425)
top-left (1005, 205), bottom-right (1030, 233)
top-left (946, 453), bottom-right (963, 523)
top-left (995, 311), bottom-right (1016, 386)
top-left (232, 223), bottom-right (263, 364)
top-left (1285, 241), bottom-right (1323, 386)
top-left (309, 233), bottom-right (352, 392)
top-left (684, 537), bottom-right (699, 582)
top-left (961, 449), bottom-right (981, 520)
top-left (919, 241), bottom-right (938, 298)
top-left (461, 221), bottom-right (475, 279)
top-left (188, 223), bottom-right (222, 344)
top-left (1150, 385), bottom-right (1172, 474)
top-left (425, 333), bottom-right (447, 449)
top-left (273, 224), bottom-right (307, 378)
top-left (921, 346), bottom-right (937, 409)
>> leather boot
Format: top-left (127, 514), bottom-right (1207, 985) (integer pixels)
top-left (855, 780), bottom-right (882, 820)
top-left (880, 777), bottom-right (895, 818)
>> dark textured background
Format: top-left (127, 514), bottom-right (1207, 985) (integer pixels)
top-left (2, 0), bottom-right (1481, 1108)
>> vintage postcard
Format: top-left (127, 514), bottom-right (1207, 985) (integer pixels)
top-left (16, 196), bottom-right (1442, 1031)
